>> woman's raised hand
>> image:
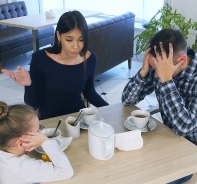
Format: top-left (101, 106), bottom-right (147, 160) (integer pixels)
top-left (1, 66), bottom-right (31, 86)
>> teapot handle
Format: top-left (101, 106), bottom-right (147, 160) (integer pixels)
top-left (100, 137), bottom-right (113, 158)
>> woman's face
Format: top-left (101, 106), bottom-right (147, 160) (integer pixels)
top-left (57, 28), bottom-right (84, 57)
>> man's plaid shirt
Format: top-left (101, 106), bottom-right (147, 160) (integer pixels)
top-left (122, 57), bottom-right (197, 141)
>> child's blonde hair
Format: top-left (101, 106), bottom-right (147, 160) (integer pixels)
top-left (0, 101), bottom-right (37, 150)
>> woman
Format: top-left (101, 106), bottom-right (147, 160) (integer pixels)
top-left (2, 11), bottom-right (108, 120)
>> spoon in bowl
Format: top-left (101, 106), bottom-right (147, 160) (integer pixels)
top-left (53, 118), bottom-right (63, 137)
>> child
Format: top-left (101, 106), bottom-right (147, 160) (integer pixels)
top-left (0, 101), bottom-right (74, 184)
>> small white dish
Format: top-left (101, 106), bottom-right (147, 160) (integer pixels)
top-left (80, 115), bottom-right (105, 129)
top-left (80, 122), bottom-right (89, 130)
top-left (124, 118), bottom-right (156, 132)
top-left (35, 136), bottom-right (73, 154)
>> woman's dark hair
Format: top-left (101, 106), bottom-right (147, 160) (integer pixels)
top-left (0, 101), bottom-right (37, 150)
top-left (148, 28), bottom-right (187, 58)
top-left (46, 10), bottom-right (88, 57)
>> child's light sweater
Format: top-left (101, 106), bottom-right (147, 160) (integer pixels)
top-left (0, 139), bottom-right (74, 184)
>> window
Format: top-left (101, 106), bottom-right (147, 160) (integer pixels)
top-left (42, 0), bottom-right (164, 21)
top-left (42, 0), bottom-right (64, 11)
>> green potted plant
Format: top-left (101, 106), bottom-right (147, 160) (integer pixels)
top-left (135, 3), bottom-right (197, 55)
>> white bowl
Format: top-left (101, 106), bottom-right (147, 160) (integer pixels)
top-left (41, 128), bottom-right (61, 139)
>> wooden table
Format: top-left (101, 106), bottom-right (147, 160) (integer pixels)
top-left (29, 103), bottom-right (197, 184)
top-left (0, 9), bottom-right (102, 52)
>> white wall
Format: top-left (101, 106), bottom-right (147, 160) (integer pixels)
top-left (171, 0), bottom-right (196, 21)
top-left (23, 0), bottom-right (40, 15)
top-left (64, 0), bottom-right (163, 20)
top-left (170, 0), bottom-right (197, 47)
top-left (0, 0), bottom-right (17, 4)
top-left (42, 0), bottom-right (63, 11)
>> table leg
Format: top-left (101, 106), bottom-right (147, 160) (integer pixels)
top-left (32, 30), bottom-right (39, 52)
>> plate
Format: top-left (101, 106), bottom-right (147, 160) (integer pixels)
top-left (124, 118), bottom-right (156, 132)
top-left (35, 136), bottom-right (73, 154)
top-left (80, 115), bottom-right (105, 129)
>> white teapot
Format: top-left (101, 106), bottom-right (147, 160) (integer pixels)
top-left (88, 121), bottom-right (114, 160)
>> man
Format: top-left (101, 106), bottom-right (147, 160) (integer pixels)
top-left (122, 28), bottom-right (197, 184)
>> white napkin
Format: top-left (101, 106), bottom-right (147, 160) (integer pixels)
top-left (115, 130), bottom-right (143, 151)
top-left (45, 10), bottom-right (56, 18)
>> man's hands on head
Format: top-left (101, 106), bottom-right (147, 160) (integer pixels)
top-left (152, 42), bottom-right (184, 83)
top-left (139, 47), bottom-right (152, 78)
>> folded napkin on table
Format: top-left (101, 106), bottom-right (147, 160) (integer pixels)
top-left (115, 130), bottom-right (143, 151)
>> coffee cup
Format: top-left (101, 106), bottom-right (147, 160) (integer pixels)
top-left (127, 110), bottom-right (150, 129)
top-left (65, 116), bottom-right (80, 138)
top-left (41, 128), bottom-right (61, 143)
top-left (80, 107), bottom-right (98, 126)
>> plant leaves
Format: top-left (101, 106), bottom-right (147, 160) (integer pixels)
top-left (135, 3), bottom-right (197, 55)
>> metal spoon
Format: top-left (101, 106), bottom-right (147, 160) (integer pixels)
top-left (73, 110), bottom-right (85, 126)
top-left (53, 118), bottom-right (63, 137)
top-left (146, 121), bottom-right (151, 131)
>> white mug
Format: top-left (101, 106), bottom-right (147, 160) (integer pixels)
top-left (65, 116), bottom-right (80, 138)
top-left (128, 110), bottom-right (150, 129)
top-left (88, 121), bottom-right (114, 160)
top-left (80, 107), bottom-right (98, 126)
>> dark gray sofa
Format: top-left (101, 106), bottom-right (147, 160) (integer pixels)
top-left (0, 1), bottom-right (54, 70)
top-left (88, 12), bottom-right (135, 76)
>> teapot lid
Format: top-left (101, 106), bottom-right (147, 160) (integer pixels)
top-left (89, 121), bottom-right (114, 137)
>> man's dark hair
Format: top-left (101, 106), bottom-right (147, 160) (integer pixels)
top-left (148, 28), bottom-right (187, 57)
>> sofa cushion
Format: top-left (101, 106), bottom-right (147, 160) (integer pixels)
top-left (0, 26), bottom-right (54, 52)
top-left (0, 1), bottom-right (27, 30)
top-left (0, 1), bottom-right (55, 63)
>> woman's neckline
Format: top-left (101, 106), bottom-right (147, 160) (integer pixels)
top-left (44, 49), bottom-right (91, 66)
